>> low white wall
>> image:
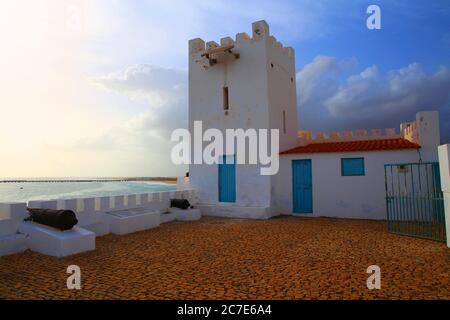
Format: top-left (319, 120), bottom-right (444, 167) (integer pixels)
top-left (0, 189), bottom-right (198, 256)
top-left (438, 144), bottom-right (450, 247)
top-left (0, 202), bottom-right (29, 256)
top-left (273, 149), bottom-right (420, 220)
top-left (0, 202), bottom-right (28, 235)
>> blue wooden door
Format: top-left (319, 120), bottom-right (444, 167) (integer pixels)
top-left (219, 155), bottom-right (236, 202)
top-left (292, 159), bottom-right (313, 213)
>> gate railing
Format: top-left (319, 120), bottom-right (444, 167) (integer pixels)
top-left (384, 162), bottom-right (446, 242)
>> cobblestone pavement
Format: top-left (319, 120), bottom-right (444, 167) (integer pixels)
top-left (0, 216), bottom-right (448, 299)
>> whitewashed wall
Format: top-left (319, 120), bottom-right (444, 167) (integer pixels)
top-left (0, 202), bottom-right (29, 256)
top-left (273, 150), bottom-right (421, 220)
top-left (189, 28), bottom-right (271, 210)
top-left (438, 144), bottom-right (450, 247)
top-left (406, 111), bottom-right (440, 162)
top-left (189, 21), bottom-right (297, 217)
top-left (0, 189), bottom-right (198, 256)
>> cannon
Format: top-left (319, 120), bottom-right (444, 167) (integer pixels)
top-left (170, 199), bottom-right (191, 210)
top-left (26, 208), bottom-right (78, 231)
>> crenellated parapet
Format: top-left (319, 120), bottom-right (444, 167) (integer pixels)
top-left (297, 111), bottom-right (439, 150)
top-left (267, 35), bottom-right (294, 59)
top-left (298, 128), bottom-right (401, 144)
top-left (189, 20), bottom-right (294, 67)
top-left (400, 121), bottom-right (419, 144)
top-left (399, 111), bottom-right (439, 155)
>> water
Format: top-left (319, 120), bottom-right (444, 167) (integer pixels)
top-left (0, 181), bottom-right (177, 202)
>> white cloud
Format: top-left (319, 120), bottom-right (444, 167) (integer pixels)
top-left (91, 64), bottom-right (187, 132)
top-left (326, 63), bottom-right (450, 120)
top-left (297, 57), bottom-right (450, 142)
top-left (84, 57), bottom-right (450, 171)
top-left (92, 64), bottom-right (186, 108)
top-left (297, 55), bottom-right (357, 106)
top-left (72, 64), bottom-right (189, 176)
top-left (66, 52), bottom-right (450, 178)
top-left (80, 0), bottom-right (353, 71)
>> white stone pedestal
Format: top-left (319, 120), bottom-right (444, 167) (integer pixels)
top-left (19, 222), bottom-right (95, 257)
top-left (171, 207), bottom-right (201, 221)
top-left (105, 208), bottom-right (160, 235)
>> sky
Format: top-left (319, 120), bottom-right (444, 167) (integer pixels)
top-left (0, 0), bottom-right (449, 177)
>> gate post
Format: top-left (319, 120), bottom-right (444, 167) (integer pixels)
top-left (438, 144), bottom-right (450, 247)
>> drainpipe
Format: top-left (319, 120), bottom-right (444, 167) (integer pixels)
top-left (438, 144), bottom-right (450, 248)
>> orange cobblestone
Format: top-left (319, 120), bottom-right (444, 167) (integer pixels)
top-left (0, 216), bottom-right (449, 300)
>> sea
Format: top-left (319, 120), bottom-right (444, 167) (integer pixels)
top-left (0, 180), bottom-right (177, 202)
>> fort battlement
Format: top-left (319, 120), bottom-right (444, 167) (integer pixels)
top-left (400, 121), bottom-right (419, 144)
top-left (297, 111), bottom-right (439, 148)
top-left (189, 20), bottom-right (294, 61)
top-left (297, 128), bottom-right (401, 144)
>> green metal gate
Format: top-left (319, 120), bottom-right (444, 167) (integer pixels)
top-left (384, 162), bottom-right (446, 242)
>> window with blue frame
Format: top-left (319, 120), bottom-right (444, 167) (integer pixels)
top-left (341, 158), bottom-right (365, 176)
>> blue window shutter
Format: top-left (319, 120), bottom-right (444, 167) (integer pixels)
top-left (341, 158), bottom-right (365, 176)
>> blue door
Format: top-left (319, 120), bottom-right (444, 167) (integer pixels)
top-left (219, 155), bottom-right (236, 202)
top-left (292, 159), bottom-right (313, 213)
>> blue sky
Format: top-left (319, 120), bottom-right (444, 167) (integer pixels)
top-left (295, 1), bottom-right (450, 72)
top-left (0, 0), bottom-right (449, 177)
top-left (84, 0), bottom-right (450, 135)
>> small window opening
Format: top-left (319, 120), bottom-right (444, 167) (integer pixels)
top-left (270, 63), bottom-right (274, 68)
top-left (291, 77), bottom-right (294, 83)
top-left (282, 110), bottom-right (287, 134)
top-left (223, 86), bottom-right (229, 110)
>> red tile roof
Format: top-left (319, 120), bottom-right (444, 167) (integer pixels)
top-left (280, 138), bottom-right (420, 155)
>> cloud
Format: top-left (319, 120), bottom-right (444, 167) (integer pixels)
top-left (73, 64), bottom-right (189, 176)
top-left (78, 56), bottom-right (450, 177)
top-left (297, 57), bottom-right (450, 142)
top-left (297, 55), bottom-right (357, 107)
top-left (80, 0), bottom-right (359, 71)
top-left (92, 64), bottom-right (187, 109)
top-left (90, 64), bottom-right (188, 133)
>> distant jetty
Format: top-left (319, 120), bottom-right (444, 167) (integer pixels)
top-left (0, 177), bottom-right (177, 183)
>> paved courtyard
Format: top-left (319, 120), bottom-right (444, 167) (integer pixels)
top-left (0, 216), bottom-right (448, 299)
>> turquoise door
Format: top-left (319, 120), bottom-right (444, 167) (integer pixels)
top-left (292, 159), bottom-right (313, 213)
top-left (219, 155), bottom-right (236, 202)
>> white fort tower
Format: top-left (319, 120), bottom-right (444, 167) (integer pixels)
top-left (188, 20), bottom-right (297, 218)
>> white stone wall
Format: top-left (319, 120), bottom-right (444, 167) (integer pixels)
top-left (0, 202), bottom-right (29, 256)
top-left (188, 21), bottom-right (297, 216)
top-left (401, 111), bottom-right (440, 162)
top-left (188, 16), bottom-right (442, 222)
top-left (0, 189), bottom-right (199, 256)
top-left (273, 149), bottom-right (421, 220)
top-left (438, 144), bottom-right (450, 247)
top-left (266, 31), bottom-right (298, 153)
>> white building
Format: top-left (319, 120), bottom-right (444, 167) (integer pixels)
top-left (0, 21), bottom-right (447, 258)
top-left (188, 20), bottom-right (441, 220)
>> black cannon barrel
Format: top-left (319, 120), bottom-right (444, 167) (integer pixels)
top-left (170, 199), bottom-right (191, 210)
top-left (26, 208), bottom-right (78, 231)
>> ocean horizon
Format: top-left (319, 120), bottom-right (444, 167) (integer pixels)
top-left (0, 180), bottom-right (177, 203)
top-left (0, 176), bottom-right (177, 180)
